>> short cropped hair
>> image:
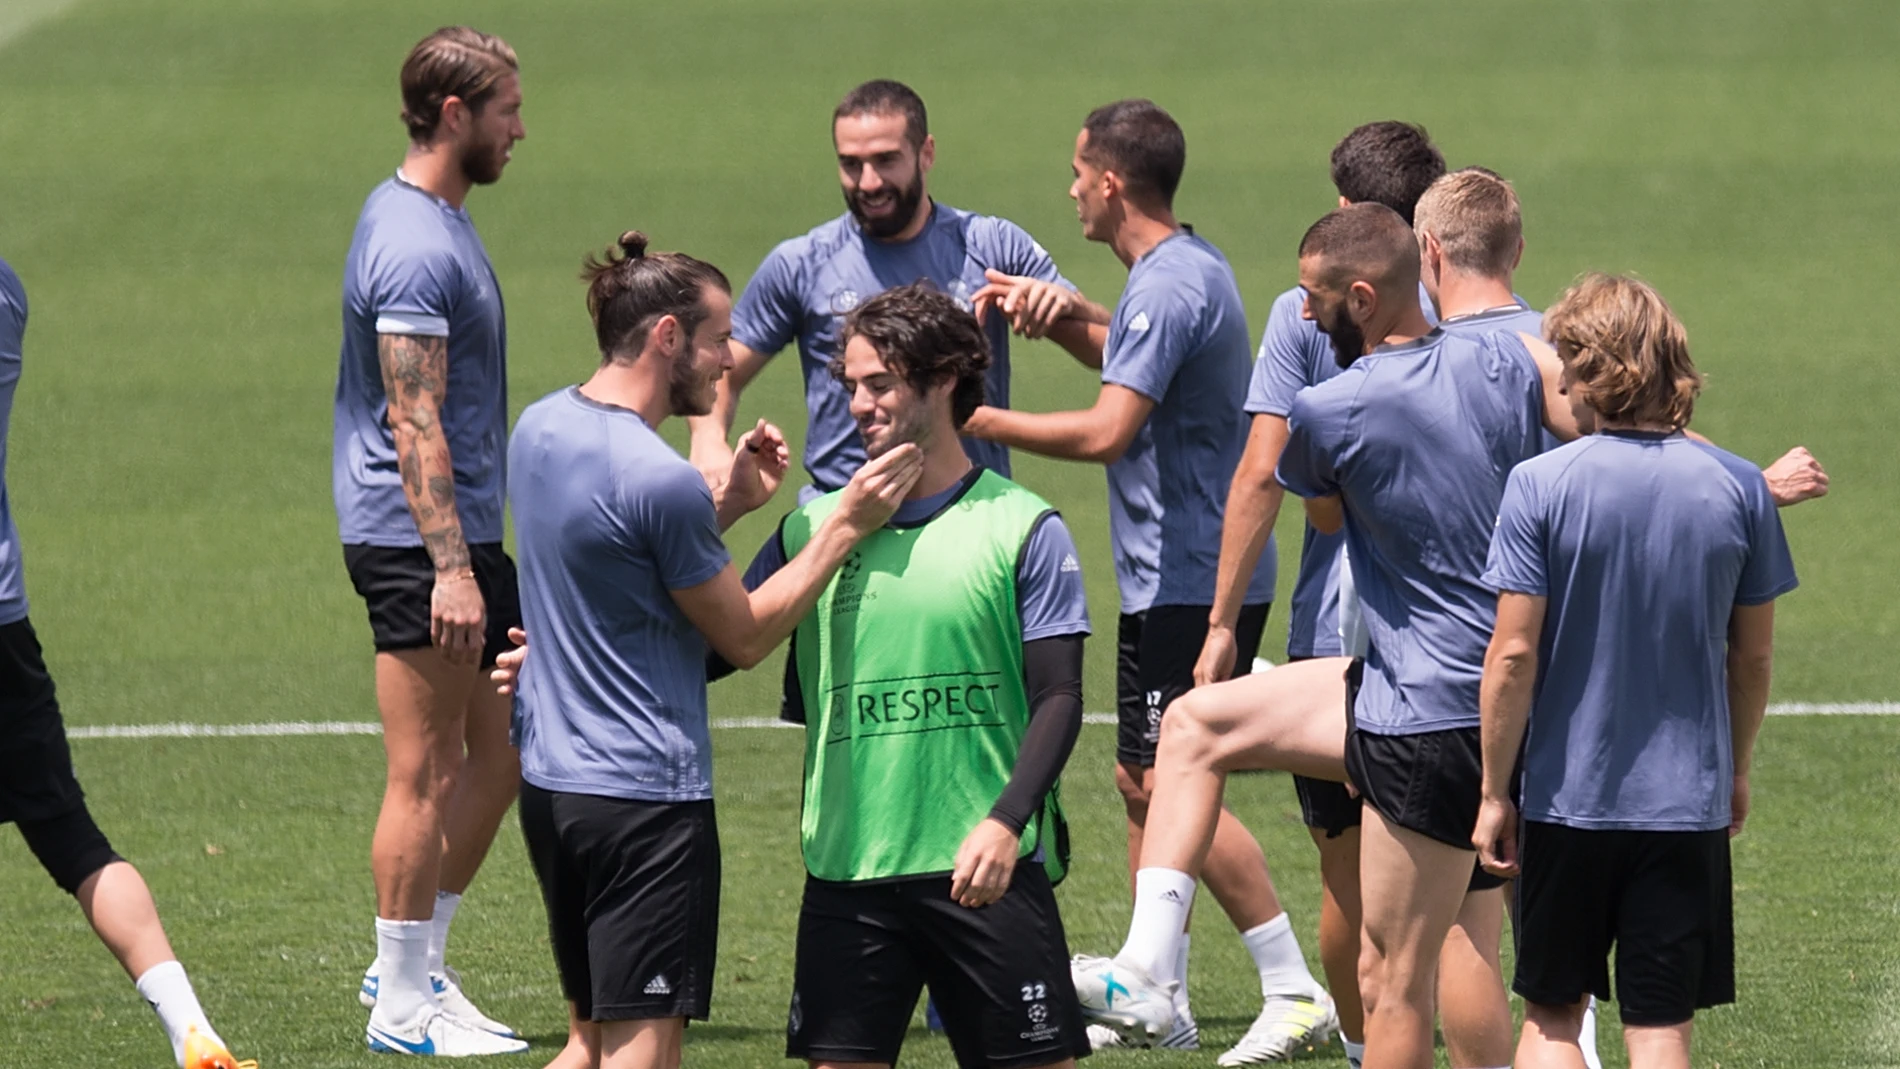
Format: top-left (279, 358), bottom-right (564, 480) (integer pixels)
top-left (1414, 168), bottom-right (1522, 280)
top-left (1543, 273), bottom-right (1701, 430)
top-left (832, 284), bottom-right (990, 427)
top-left (1080, 99), bottom-right (1187, 208)
top-left (1330, 121), bottom-right (1446, 225)
top-left (400, 27), bottom-right (519, 143)
top-left (580, 231), bottom-right (731, 362)
top-left (834, 79), bottom-right (929, 148)
top-left (1298, 202), bottom-right (1421, 294)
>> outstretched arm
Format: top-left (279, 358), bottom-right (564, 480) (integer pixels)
top-left (960, 384), bottom-right (1154, 465)
top-left (379, 332), bottom-right (484, 665)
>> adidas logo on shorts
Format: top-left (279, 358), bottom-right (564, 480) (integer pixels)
top-left (644, 975), bottom-right (673, 996)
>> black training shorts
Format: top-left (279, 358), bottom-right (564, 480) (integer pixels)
top-left (787, 864), bottom-right (1090, 1069)
top-left (1344, 662), bottom-right (1503, 892)
top-left (518, 782), bottom-right (720, 1022)
top-left (342, 542), bottom-right (522, 667)
top-left (1116, 602), bottom-right (1270, 767)
top-left (1289, 654), bottom-right (1362, 838)
top-left (0, 617), bottom-right (85, 825)
top-left (1513, 820), bottom-right (1735, 1026)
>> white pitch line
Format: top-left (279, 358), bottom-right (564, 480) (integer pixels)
top-left (60, 703), bottom-right (1900, 740)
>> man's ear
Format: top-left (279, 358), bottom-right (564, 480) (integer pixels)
top-left (1346, 279), bottom-right (1380, 324)
top-left (437, 95), bottom-right (471, 140)
top-left (918, 133), bottom-right (936, 177)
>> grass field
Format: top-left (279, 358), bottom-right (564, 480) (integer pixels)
top-left (2, 1), bottom-right (1898, 1066)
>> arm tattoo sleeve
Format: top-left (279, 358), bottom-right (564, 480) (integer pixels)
top-left (378, 333), bottom-right (470, 572)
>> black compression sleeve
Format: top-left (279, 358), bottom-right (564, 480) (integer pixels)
top-left (988, 634), bottom-right (1086, 834)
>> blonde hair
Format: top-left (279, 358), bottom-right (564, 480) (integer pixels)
top-left (1413, 167), bottom-right (1520, 279)
top-left (1543, 273), bottom-right (1702, 430)
top-left (399, 27), bottom-right (518, 143)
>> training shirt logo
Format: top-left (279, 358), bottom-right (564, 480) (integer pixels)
top-left (1060, 554), bottom-right (1081, 573)
top-left (831, 289), bottom-right (861, 313)
top-left (825, 670), bottom-right (1008, 742)
top-left (1128, 311), bottom-right (1151, 333)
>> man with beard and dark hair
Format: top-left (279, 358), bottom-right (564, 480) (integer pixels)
top-left (687, 79), bottom-right (1108, 502)
top-left (332, 25), bottom-right (529, 1055)
top-left (505, 236), bottom-right (923, 1069)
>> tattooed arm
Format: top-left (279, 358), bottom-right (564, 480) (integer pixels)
top-left (379, 332), bottom-right (486, 666)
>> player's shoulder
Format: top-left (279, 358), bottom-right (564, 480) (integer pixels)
top-left (1269, 285), bottom-right (1307, 319)
top-left (974, 469), bottom-right (1057, 514)
top-left (1288, 362), bottom-right (1365, 423)
top-left (939, 204), bottom-right (1036, 247)
top-left (772, 213), bottom-right (859, 267)
top-left (1684, 437), bottom-right (1772, 500)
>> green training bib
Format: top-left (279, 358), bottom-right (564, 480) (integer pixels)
top-left (780, 469), bottom-right (1070, 883)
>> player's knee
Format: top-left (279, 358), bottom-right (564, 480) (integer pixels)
top-left (18, 804), bottom-right (123, 896)
top-left (1114, 762), bottom-right (1151, 812)
top-left (1156, 693), bottom-right (1221, 764)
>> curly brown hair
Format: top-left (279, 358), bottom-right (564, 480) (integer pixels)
top-left (830, 283), bottom-right (990, 427)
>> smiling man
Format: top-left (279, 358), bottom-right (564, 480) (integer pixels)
top-left (688, 80), bottom-right (1106, 501)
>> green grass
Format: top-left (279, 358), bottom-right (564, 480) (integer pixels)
top-left (1, 0), bottom-right (1896, 1065)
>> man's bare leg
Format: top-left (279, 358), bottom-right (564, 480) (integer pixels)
top-left (370, 648), bottom-right (477, 1026)
top-left (1437, 886), bottom-right (1512, 1067)
top-left (1356, 808), bottom-right (1487, 1069)
top-left (1311, 828), bottom-right (1366, 1045)
top-left (439, 681), bottom-right (519, 895)
top-left (1516, 998), bottom-right (1589, 1069)
top-left (601, 1016), bottom-right (685, 1069)
top-left (544, 1002), bottom-right (602, 1069)
top-left (1622, 1020), bottom-right (1693, 1069)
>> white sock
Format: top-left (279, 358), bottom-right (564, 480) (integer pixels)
top-left (1342, 1036), bottom-right (1365, 1068)
top-left (373, 917), bottom-right (436, 1026)
top-left (1241, 913), bottom-right (1321, 1000)
top-left (134, 960), bottom-right (215, 1067)
top-left (1171, 934), bottom-right (1193, 1017)
top-left (1580, 995), bottom-right (1602, 1069)
top-left (1116, 868), bottom-right (1195, 983)
top-left (428, 890), bottom-right (461, 976)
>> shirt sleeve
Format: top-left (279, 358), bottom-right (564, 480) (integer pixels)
top-left (1247, 289), bottom-right (1321, 416)
top-left (1275, 389), bottom-right (1343, 499)
top-left (638, 466), bottom-right (732, 591)
top-left (370, 244), bottom-right (457, 337)
top-left (740, 523), bottom-right (791, 593)
top-left (978, 217), bottom-right (1072, 289)
top-left (1101, 280), bottom-right (1201, 403)
top-left (1734, 469), bottom-right (1800, 606)
top-left (1481, 465), bottom-right (1550, 596)
top-left (730, 242), bottom-right (805, 355)
top-left (1016, 513), bottom-right (1091, 641)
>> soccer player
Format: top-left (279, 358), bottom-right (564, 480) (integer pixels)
top-left (738, 283), bottom-right (1093, 1069)
top-left (1473, 274), bottom-right (1796, 1069)
top-left (332, 26), bottom-right (529, 1054)
top-left (1195, 120), bottom-right (1446, 1069)
top-left (0, 259), bottom-right (253, 1069)
top-left (686, 79), bottom-right (1106, 501)
top-left (503, 234), bottom-right (920, 1069)
top-left (966, 100), bottom-right (1334, 1058)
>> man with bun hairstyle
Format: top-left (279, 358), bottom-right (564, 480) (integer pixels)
top-left (1474, 275), bottom-right (1795, 1069)
top-left (689, 79), bottom-right (1107, 502)
top-left (333, 25), bottom-right (528, 1052)
top-left (504, 233), bottom-right (921, 1069)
